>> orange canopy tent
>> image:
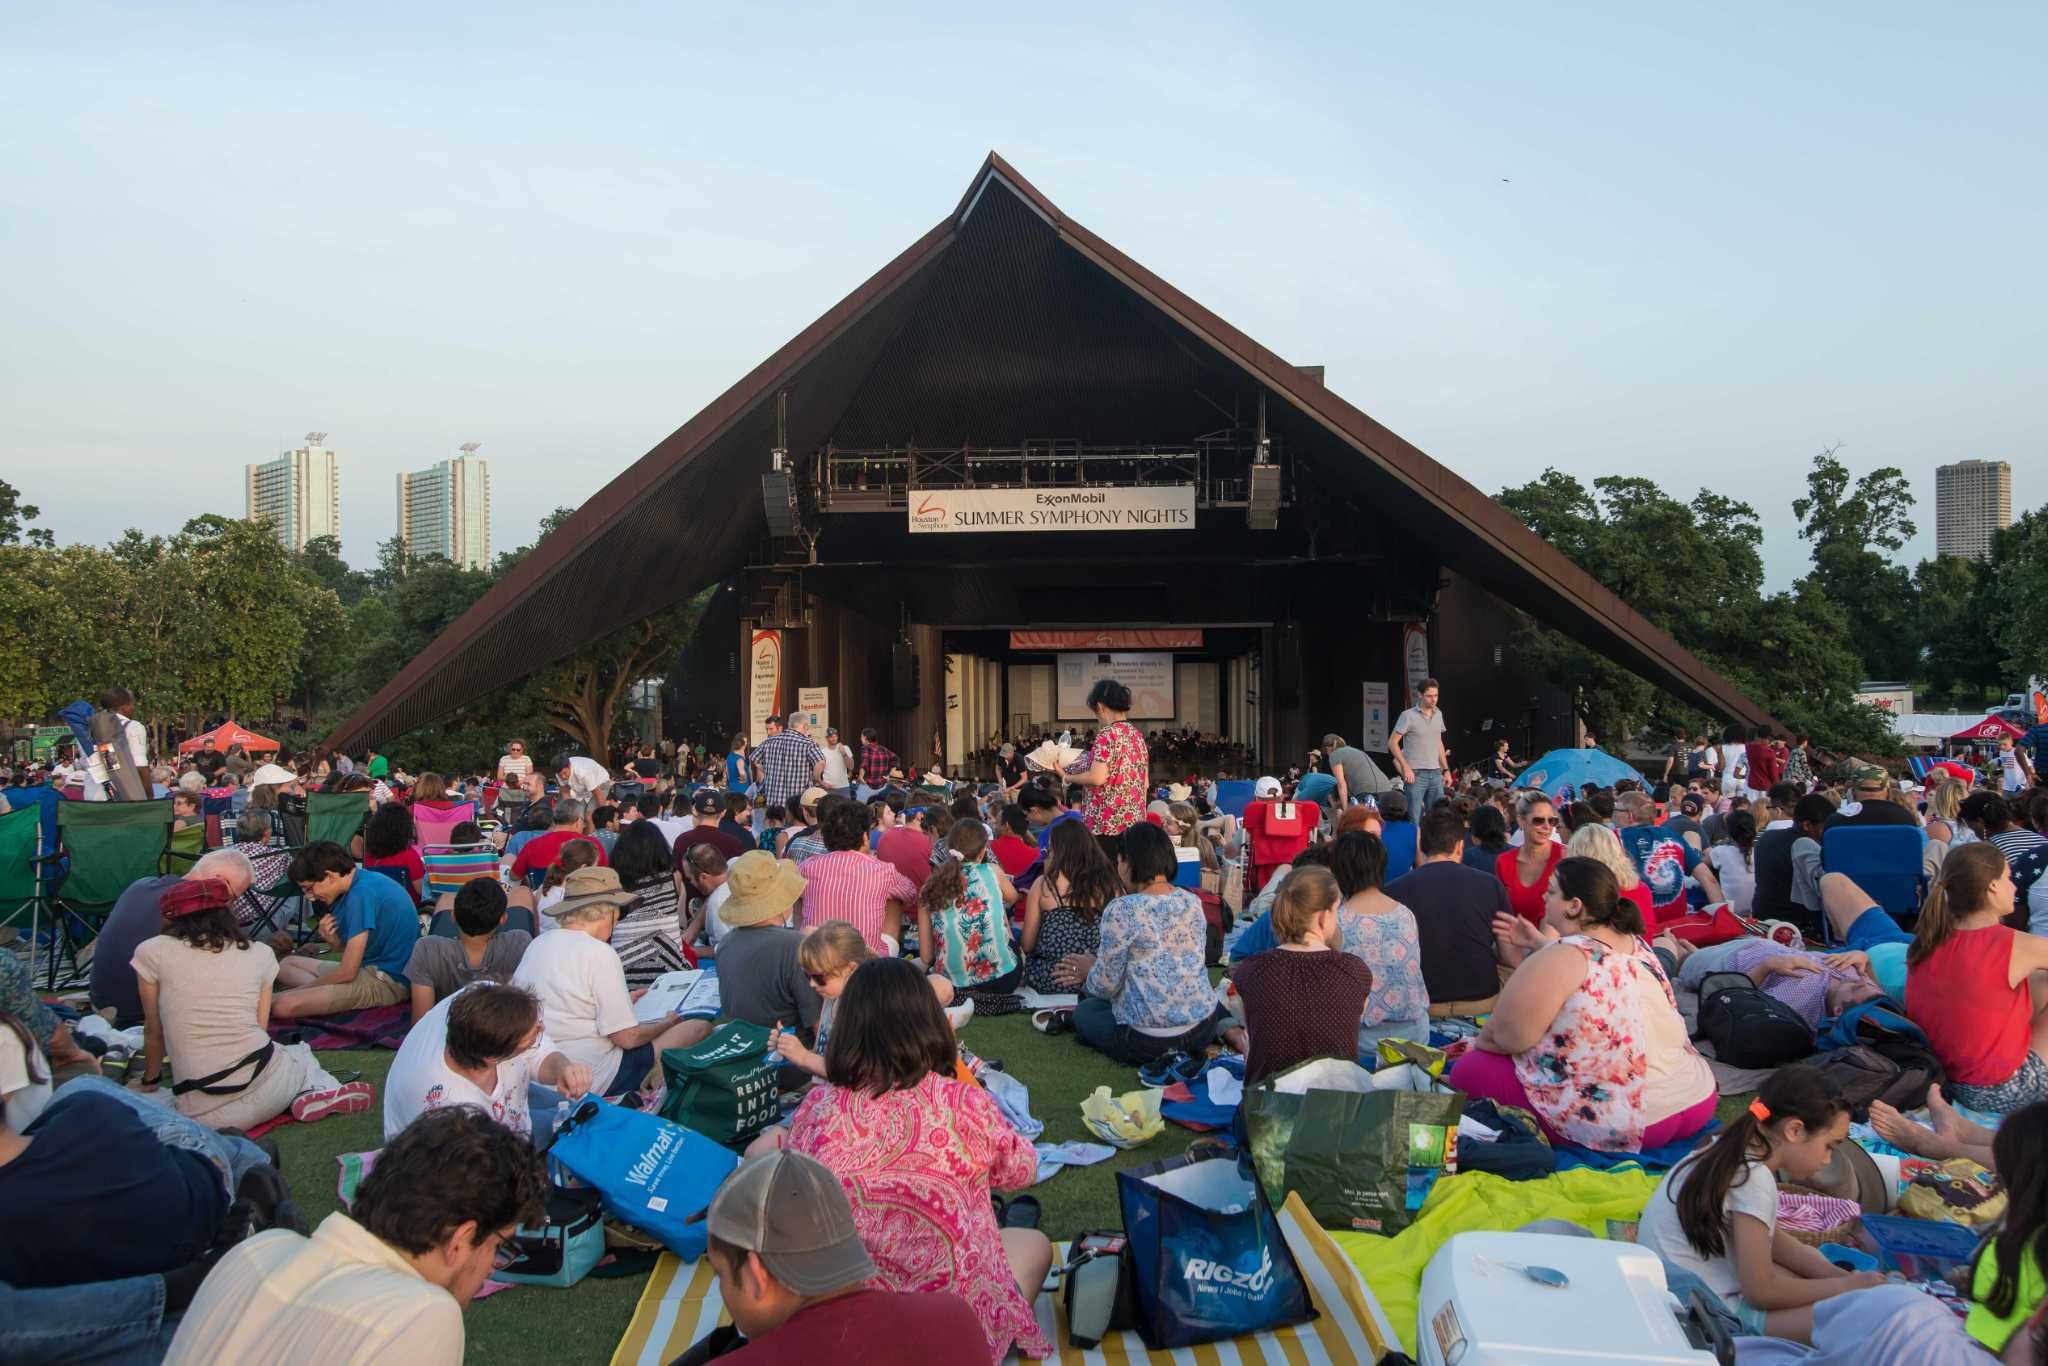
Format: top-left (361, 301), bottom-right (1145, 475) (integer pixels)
top-left (177, 722), bottom-right (281, 754)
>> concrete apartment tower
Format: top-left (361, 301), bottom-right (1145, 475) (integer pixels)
top-left (397, 445), bottom-right (493, 570)
top-left (246, 433), bottom-right (340, 550)
top-left (1935, 459), bottom-right (2012, 561)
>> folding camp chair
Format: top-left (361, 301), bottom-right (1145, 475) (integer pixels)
top-left (235, 842), bottom-right (312, 948)
top-left (52, 799), bottom-right (175, 988)
top-left (427, 904), bottom-right (539, 939)
top-left (1212, 780), bottom-right (1257, 820)
top-left (422, 843), bottom-right (502, 901)
top-left (1822, 825), bottom-right (1926, 933)
top-left (162, 822), bottom-right (206, 875)
top-left (306, 790), bottom-right (370, 850)
top-left (0, 803), bottom-right (62, 978)
top-left (413, 801), bottom-right (476, 849)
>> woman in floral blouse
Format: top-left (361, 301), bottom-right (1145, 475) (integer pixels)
top-left (787, 957), bottom-right (1053, 1363)
top-left (1447, 857), bottom-right (1716, 1152)
top-left (1329, 831), bottom-right (1431, 1044)
top-left (917, 821), bottom-right (1021, 993)
top-left (1066, 822), bottom-right (1226, 1064)
top-left (1065, 678), bottom-right (1149, 836)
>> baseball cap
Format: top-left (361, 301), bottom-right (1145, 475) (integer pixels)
top-left (693, 789), bottom-right (722, 813)
top-left (692, 1150), bottom-right (876, 1294)
top-left (1254, 776), bottom-right (1283, 799)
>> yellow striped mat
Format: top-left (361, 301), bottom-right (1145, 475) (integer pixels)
top-left (610, 1192), bottom-right (1403, 1365)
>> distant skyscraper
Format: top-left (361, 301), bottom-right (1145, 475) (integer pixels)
top-left (397, 447), bottom-right (493, 570)
top-left (1935, 458), bottom-right (2012, 561)
top-left (245, 434), bottom-right (340, 551)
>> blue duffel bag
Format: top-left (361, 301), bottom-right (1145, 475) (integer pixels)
top-left (547, 1097), bottom-right (738, 1260)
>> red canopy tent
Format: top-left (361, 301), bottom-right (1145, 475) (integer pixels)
top-left (177, 722), bottom-right (281, 755)
top-left (1950, 716), bottom-right (2025, 743)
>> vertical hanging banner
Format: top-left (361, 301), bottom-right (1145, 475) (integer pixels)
top-left (1362, 682), bottom-right (1390, 752)
top-left (796, 686), bottom-right (830, 739)
top-left (747, 629), bottom-right (782, 746)
top-left (1403, 625), bottom-right (1431, 709)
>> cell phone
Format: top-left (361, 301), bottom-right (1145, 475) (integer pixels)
top-left (1077, 1233), bottom-right (1126, 1255)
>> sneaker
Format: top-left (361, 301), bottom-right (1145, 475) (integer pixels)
top-left (291, 1080), bottom-right (374, 1123)
top-left (945, 999), bottom-right (975, 1032)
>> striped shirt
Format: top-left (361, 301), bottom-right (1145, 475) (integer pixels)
top-left (497, 753), bottom-right (534, 783)
top-left (796, 850), bottom-right (918, 953)
top-left (613, 875), bottom-right (692, 988)
top-left (1991, 829), bottom-right (2048, 864)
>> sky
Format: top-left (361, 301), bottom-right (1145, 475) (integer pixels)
top-left (3, 3), bottom-right (2041, 586)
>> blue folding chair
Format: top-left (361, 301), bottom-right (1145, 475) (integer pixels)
top-left (1213, 780), bottom-right (1257, 819)
top-left (1822, 825), bottom-right (1926, 931)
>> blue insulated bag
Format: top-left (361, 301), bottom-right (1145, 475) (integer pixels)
top-left (1115, 1152), bottom-right (1315, 1349)
top-left (547, 1097), bottom-right (738, 1259)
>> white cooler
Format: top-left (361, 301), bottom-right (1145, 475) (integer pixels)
top-left (1416, 1232), bottom-right (1720, 1364)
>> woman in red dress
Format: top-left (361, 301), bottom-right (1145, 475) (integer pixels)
top-left (1065, 679), bottom-right (1149, 837)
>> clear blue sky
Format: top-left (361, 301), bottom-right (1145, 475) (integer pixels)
top-left (4, 3), bottom-right (2040, 585)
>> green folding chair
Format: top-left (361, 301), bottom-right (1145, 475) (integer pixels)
top-left (53, 798), bottom-right (174, 989)
top-left (306, 791), bottom-right (370, 850)
top-left (162, 822), bottom-right (206, 875)
top-left (0, 803), bottom-right (60, 962)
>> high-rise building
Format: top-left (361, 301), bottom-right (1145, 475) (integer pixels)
top-left (245, 434), bottom-right (340, 551)
top-left (1935, 458), bottom-right (2012, 561)
top-left (397, 446), bottom-right (493, 570)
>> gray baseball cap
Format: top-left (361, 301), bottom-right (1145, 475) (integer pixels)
top-left (693, 1150), bottom-right (875, 1294)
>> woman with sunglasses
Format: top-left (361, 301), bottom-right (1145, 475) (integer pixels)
top-left (1497, 793), bottom-right (1566, 926)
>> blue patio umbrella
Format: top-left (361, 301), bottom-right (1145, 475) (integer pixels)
top-left (1513, 748), bottom-right (1643, 798)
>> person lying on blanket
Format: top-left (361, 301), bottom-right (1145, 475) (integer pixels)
top-left (383, 983), bottom-right (593, 1143)
top-left (1662, 931), bottom-right (1886, 1030)
top-left (165, 1105), bottom-right (546, 1366)
top-left (668, 1149), bottom-right (989, 1365)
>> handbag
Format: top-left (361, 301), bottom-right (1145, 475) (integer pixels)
top-left (658, 1020), bottom-right (784, 1148)
top-left (1116, 1152), bottom-right (1316, 1349)
top-left (547, 1097), bottom-right (738, 1259)
top-left (495, 1185), bottom-right (607, 1287)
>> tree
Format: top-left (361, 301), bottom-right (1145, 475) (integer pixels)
top-left (1791, 447), bottom-right (1920, 681)
top-left (1989, 508), bottom-right (2048, 687)
top-left (0, 479), bottom-right (55, 548)
top-left (534, 590), bottom-right (711, 757)
top-left (1915, 553), bottom-right (2004, 707)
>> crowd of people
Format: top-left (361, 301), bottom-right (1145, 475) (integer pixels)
top-left (7, 675), bottom-right (2048, 1362)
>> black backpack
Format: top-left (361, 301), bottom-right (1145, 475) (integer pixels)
top-left (1864, 1033), bottom-right (1945, 1114)
top-left (1809, 1045), bottom-right (1904, 1121)
top-left (1694, 972), bottom-right (1815, 1069)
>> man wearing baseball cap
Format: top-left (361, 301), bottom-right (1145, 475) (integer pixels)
top-left (676, 789), bottom-right (749, 863)
top-left (674, 1150), bottom-right (984, 1363)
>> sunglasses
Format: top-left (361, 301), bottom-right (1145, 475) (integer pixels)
top-left (805, 972), bottom-right (832, 988)
top-left (1526, 815), bottom-right (1558, 827)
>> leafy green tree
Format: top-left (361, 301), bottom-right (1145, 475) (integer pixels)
top-left (1915, 553), bottom-right (2004, 707)
top-left (1791, 448), bottom-right (1919, 681)
top-left (0, 479), bottom-right (55, 548)
top-left (1989, 508), bottom-right (2048, 687)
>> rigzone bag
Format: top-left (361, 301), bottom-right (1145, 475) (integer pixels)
top-left (1116, 1152), bottom-right (1315, 1349)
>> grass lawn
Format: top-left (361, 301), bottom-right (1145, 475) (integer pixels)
top-left (271, 1010), bottom-right (1172, 1364)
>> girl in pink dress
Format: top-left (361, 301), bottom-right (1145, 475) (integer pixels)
top-left (787, 958), bottom-right (1054, 1362)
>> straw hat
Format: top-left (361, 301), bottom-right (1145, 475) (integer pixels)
top-left (551, 866), bottom-right (639, 919)
top-left (1166, 783), bottom-right (1192, 802)
top-left (719, 852), bottom-right (808, 928)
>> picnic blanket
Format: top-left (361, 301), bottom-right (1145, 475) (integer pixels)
top-left (1330, 1166), bottom-right (1662, 1357)
top-left (272, 1003), bottom-right (411, 1050)
top-left (610, 1191), bottom-right (1404, 1365)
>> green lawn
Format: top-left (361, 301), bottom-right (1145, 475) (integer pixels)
top-left (271, 1011), bottom-right (1167, 1364)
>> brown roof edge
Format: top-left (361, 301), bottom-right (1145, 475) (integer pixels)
top-left (989, 161), bottom-right (1772, 727)
top-left (324, 214), bottom-right (962, 753)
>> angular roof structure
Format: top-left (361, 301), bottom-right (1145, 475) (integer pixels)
top-left (328, 153), bottom-right (1768, 749)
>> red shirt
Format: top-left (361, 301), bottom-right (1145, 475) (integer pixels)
top-left (1081, 720), bottom-right (1148, 835)
top-left (1495, 842), bottom-right (1565, 926)
top-left (363, 847), bottom-right (426, 896)
top-left (1744, 741), bottom-right (1785, 792)
top-left (510, 830), bottom-right (608, 880)
top-left (874, 827), bottom-right (933, 892)
top-left (1620, 880), bottom-right (1658, 932)
top-left (796, 850), bottom-right (918, 953)
top-left (723, 1288), bottom-right (987, 1363)
top-left (1907, 924), bottom-right (2030, 1085)
top-left (991, 833), bottom-right (1039, 879)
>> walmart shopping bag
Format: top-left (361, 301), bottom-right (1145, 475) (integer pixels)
top-left (659, 1020), bottom-right (783, 1148)
top-left (548, 1097), bottom-right (737, 1259)
top-left (1115, 1152), bottom-right (1314, 1349)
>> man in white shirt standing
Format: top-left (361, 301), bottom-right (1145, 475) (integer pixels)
top-left (165, 1105), bottom-right (547, 1366)
top-left (1390, 679), bottom-right (1449, 817)
top-left (818, 728), bottom-right (855, 801)
top-left (553, 752), bottom-right (611, 806)
top-left (83, 686), bottom-right (151, 801)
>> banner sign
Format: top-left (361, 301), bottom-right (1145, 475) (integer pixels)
top-left (908, 485), bottom-right (1196, 534)
top-left (1403, 625), bottom-right (1431, 709)
top-left (747, 629), bottom-right (782, 747)
top-left (1009, 629), bottom-right (1204, 650)
top-left (1057, 652), bottom-right (1176, 720)
top-left (1362, 682), bottom-right (1390, 752)
top-left (795, 686), bottom-right (830, 739)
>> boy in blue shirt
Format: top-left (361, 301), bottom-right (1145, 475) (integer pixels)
top-left (274, 841), bottom-right (419, 1018)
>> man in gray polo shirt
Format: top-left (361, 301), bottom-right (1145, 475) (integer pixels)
top-left (1324, 733), bottom-right (1394, 806)
top-left (1391, 678), bottom-right (1449, 815)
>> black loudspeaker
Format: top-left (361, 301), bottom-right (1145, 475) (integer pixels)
top-left (891, 640), bottom-right (920, 707)
top-left (1272, 624), bottom-right (1301, 708)
top-left (761, 470), bottom-right (797, 538)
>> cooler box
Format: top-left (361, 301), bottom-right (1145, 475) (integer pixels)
top-left (1173, 845), bottom-right (1203, 889)
top-left (1417, 1232), bottom-right (1718, 1365)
